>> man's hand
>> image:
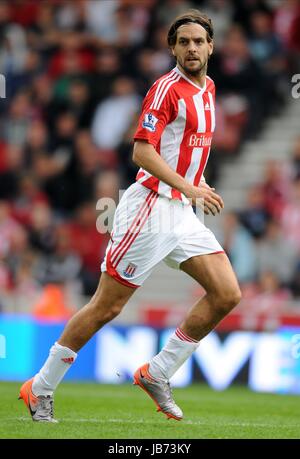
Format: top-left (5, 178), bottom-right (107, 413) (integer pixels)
top-left (132, 142), bottom-right (224, 215)
top-left (182, 182), bottom-right (224, 216)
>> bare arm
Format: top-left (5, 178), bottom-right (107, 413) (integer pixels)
top-left (133, 140), bottom-right (224, 215)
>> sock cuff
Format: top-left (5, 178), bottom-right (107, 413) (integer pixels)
top-left (175, 328), bottom-right (199, 344)
top-left (53, 342), bottom-right (78, 358)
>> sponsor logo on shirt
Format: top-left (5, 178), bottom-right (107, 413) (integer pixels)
top-left (188, 132), bottom-right (213, 148)
top-left (142, 113), bottom-right (158, 132)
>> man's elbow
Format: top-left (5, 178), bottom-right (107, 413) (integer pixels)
top-left (132, 143), bottom-right (144, 167)
top-left (132, 149), bottom-right (140, 166)
top-left (133, 140), bottom-right (153, 167)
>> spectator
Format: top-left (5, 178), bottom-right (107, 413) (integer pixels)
top-left (50, 110), bottom-right (77, 154)
top-left (91, 76), bottom-right (140, 149)
top-left (5, 225), bottom-right (38, 297)
top-left (95, 170), bottom-right (121, 235)
top-left (71, 130), bottom-right (102, 208)
top-left (28, 202), bottom-right (56, 255)
top-left (24, 119), bottom-right (49, 165)
top-left (288, 136), bottom-right (300, 180)
top-left (56, 0), bottom-right (86, 32)
top-left (134, 48), bottom-right (163, 95)
top-left (156, 0), bottom-right (194, 26)
top-left (34, 225), bottom-right (82, 290)
top-left (148, 25), bottom-right (174, 75)
top-left (261, 160), bottom-right (288, 219)
top-left (66, 79), bottom-right (94, 128)
top-left (219, 212), bottom-right (258, 283)
top-left (0, 253), bottom-right (10, 295)
top-left (0, 143), bottom-right (23, 199)
top-left (49, 30), bottom-right (94, 84)
top-left (75, 130), bottom-right (103, 165)
top-left (27, 2), bottom-right (61, 58)
top-left (95, 170), bottom-right (120, 203)
top-left (239, 186), bottom-right (270, 238)
top-left (249, 10), bottom-right (287, 112)
top-left (84, 0), bottom-right (120, 43)
top-left (6, 49), bottom-right (43, 99)
top-left (68, 202), bottom-right (109, 295)
top-left (31, 73), bottom-right (55, 122)
top-left (212, 95), bottom-right (248, 155)
top-left (202, 0), bottom-right (234, 46)
top-left (0, 200), bottom-right (22, 259)
top-left (274, 0), bottom-right (300, 54)
top-left (12, 173), bottom-right (48, 227)
top-left (257, 219), bottom-right (298, 285)
top-left (232, 0), bottom-right (271, 34)
top-left (89, 46), bottom-right (123, 103)
top-left (281, 178), bottom-right (300, 252)
top-left (239, 271), bottom-right (292, 319)
top-left (210, 25), bottom-right (265, 138)
top-left (0, 0), bottom-right (28, 76)
top-left (3, 91), bottom-right (34, 146)
top-left (117, 114), bottom-right (139, 188)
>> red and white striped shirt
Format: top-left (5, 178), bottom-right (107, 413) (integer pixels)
top-left (134, 66), bottom-right (216, 204)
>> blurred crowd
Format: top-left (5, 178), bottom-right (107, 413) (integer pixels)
top-left (217, 143), bottom-right (300, 316)
top-left (0, 0), bottom-right (300, 316)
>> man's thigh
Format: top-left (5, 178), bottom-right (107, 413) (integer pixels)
top-left (180, 252), bottom-right (240, 295)
top-left (92, 272), bottom-right (136, 307)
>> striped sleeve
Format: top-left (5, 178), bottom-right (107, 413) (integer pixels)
top-left (134, 70), bottom-right (180, 149)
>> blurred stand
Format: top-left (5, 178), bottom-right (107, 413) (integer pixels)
top-left (0, 0), bottom-right (299, 327)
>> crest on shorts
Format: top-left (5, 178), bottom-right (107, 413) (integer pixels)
top-left (142, 113), bottom-right (158, 132)
top-left (123, 262), bottom-right (137, 278)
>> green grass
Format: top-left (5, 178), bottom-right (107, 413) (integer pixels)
top-left (0, 381), bottom-right (299, 439)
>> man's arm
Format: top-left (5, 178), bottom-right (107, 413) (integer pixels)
top-left (133, 140), bottom-right (224, 215)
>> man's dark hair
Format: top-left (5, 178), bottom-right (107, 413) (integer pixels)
top-left (167, 9), bottom-right (214, 47)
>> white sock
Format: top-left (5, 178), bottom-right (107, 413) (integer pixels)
top-left (32, 342), bottom-right (77, 396)
top-left (149, 328), bottom-right (199, 381)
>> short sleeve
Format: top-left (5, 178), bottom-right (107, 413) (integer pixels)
top-left (133, 81), bottom-right (177, 149)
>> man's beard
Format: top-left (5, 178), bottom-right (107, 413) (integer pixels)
top-left (179, 57), bottom-right (208, 77)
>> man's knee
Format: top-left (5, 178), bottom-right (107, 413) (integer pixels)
top-left (89, 274), bottom-right (134, 324)
top-left (210, 286), bottom-right (242, 316)
top-left (102, 302), bottom-right (124, 322)
top-left (91, 298), bottom-right (125, 324)
top-left (89, 285), bottom-right (130, 324)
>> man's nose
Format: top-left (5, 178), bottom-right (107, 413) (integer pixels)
top-left (187, 41), bottom-right (197, 53)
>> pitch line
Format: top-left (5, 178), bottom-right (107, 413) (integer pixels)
top-left (10, 417), bottom-right (300, 429)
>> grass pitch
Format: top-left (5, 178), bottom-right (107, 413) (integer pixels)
top-left (0, 381), bottom-right (299, 439)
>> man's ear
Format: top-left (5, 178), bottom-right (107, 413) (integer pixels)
top-left (171, 47), bottom-right (176, 57)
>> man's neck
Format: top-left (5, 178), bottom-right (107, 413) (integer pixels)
top-left (177, 64), bottom-right (207, 89)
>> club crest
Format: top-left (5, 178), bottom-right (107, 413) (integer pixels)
top-left (123, 262), bottom-right (137, 278)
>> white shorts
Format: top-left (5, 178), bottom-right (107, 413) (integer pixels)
top-left (101, 182), bottom-right (224, 288)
